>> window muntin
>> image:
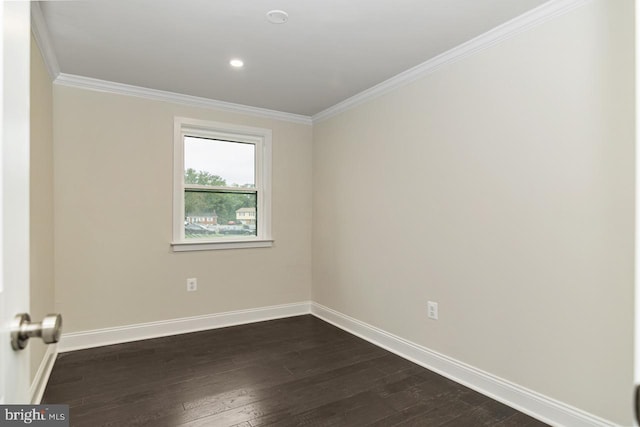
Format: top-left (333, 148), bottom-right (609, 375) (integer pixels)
top-left (173, 118), bottom-right (272, 250)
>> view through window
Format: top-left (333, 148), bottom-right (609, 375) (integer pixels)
top-left (183, 136), bottom-right (257, 239)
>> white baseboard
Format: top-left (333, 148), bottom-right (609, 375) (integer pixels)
top-left (30, 344), bottom-right (57, 404)
top-left (310, 302), bottom-right (616, 427)
top-left (53, 300), bottom-right (616, 426)
top-left (58, 301), bottom-right (311, 353)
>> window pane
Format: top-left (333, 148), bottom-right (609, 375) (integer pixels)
top-left (184, 190), bottom-right (257, 239)
top-left (184, 136), bottom-right (255, 187)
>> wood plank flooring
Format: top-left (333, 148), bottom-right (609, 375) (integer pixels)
top-left (42, 315), bottom-right (548, 426)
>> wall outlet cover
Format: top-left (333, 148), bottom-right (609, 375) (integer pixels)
top-left (427, 301), bottom-right (438, 320)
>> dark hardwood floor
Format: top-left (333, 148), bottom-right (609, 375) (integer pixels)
top-left (42, 315), bottom-right (548, 426)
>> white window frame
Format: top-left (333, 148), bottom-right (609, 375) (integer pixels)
top-left (171, 117), bottom-right (273, 251)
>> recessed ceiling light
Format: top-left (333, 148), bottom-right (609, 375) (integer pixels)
top-left (266, 10), bottom-right (288, 24)
top-left (230, 59), bottom-right (244, 68)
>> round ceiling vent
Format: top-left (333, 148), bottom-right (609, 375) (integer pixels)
top-left (266, 10), bottom-right (288, 24)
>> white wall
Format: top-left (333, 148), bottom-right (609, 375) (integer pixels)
top-left (312, 1), bottom-right (634, 424)
top-left (30, 33), bottom-right (54, 383)
top-left (53, 86), bottom-right (313, 332)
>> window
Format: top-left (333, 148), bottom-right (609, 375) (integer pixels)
top-left (172, 118), bottom-right (272, 251)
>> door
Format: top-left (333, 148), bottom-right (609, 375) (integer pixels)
top-left (0, 0), bottom-right (31, 403)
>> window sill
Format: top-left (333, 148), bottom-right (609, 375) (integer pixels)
top-left (171, 239), bottom-right (273, 252)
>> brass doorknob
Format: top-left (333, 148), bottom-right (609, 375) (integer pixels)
top-left (10, 313), bottom-right (62, 350)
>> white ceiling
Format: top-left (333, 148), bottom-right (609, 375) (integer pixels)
top-left (39, 0), bottom-right (549, 117)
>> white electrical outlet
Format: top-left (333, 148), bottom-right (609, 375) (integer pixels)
top-left (187, 278), bottom-right (197, 292)
top-left (427, 301), bottom-right (438, 320)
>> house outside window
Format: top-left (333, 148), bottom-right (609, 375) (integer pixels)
top-left (236, 207), bottom-right (256, 225)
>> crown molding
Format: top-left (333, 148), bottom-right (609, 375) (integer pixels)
top-left (30, 2), bottom-right (60, 80)
top-left (35, 0), bottom-right (588, 126)
top-left (312, 0), bottom-right (591, 123)
top-left (31, 0), bottom-right (308, 124)
top-left (54, 73), bottom-right (313, 125)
